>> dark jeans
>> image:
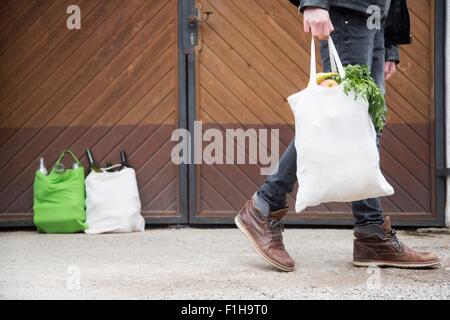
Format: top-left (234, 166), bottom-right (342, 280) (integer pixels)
top-left (259, 7), bottom-right (386, 226)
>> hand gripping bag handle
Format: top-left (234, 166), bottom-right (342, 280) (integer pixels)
top-left (308, 37), bottom-right (345, 87)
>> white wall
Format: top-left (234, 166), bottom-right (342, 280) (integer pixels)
top-left (446, 1), bottom-right (449, 227)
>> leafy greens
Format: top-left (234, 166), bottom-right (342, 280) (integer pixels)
top-left (332, 65), bottom-right (386, 132)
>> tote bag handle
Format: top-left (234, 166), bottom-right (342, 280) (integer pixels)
top-left (100, 164), bottom-right (122, 173)
top-left (52, 149), bottom-right (82, 172)
top-left (308, 37), bottom-right (345, 87)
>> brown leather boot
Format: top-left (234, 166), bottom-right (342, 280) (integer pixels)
top-left (235, 197), bottom-right (295, 272)
top-left (353, 217), bottom-right (440, 268)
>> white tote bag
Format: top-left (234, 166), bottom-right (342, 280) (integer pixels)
top-left (287, 38), bottom-right (394, 213)
top-left (85, 165), bottom-right (145, 234)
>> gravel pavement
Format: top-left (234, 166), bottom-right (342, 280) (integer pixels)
top-left (1, 227), bottom-right (449, 300)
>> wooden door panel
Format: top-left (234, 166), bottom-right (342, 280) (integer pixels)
top-left (191, 0), bottom-right (439, 226)
top-left (0, 0), bottom-right (184, 226)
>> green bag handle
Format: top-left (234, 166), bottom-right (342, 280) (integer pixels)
top-left (52, 149), bottom-right (82, 172)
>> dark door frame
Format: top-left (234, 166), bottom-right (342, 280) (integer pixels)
top-left (433, 0), bottom-right (447, 227)
top-left (182, 0), bottom-right (203, 224)
top-left (181, 0), bottom-right (446, 227)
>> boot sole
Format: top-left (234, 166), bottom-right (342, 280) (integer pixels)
top-left (353, 260), bottom-right (440, 268)
top-left (234, 215), bottom-right (295, 272)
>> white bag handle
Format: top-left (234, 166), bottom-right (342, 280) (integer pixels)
top-left (100, 164), bottom-right (122, 173)
top-left (309, 37), bottom-right (345, 87)
top-left (329, 41), bottom-right (337, 73)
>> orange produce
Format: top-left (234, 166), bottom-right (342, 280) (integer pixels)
top-left (319, 79), bottom-right (339, 88)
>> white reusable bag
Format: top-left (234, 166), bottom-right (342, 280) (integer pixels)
top-left (287, 38), bottom-right (394, 213)
top-left (85, 165), bottom-right (145, 234)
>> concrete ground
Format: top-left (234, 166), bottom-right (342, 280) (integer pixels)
top-left (0, 227), bottom-right (449, 300)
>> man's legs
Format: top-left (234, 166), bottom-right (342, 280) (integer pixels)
top-left (258, 140), bottom-right (296, 213)
top-left (235, 143), bottom-right (296, 272)
top-left (350, 24), bottom-right (386, 227)
top-left (320, 8), bottom-right (384, 227)
top-left (235, 8), bottom-right (381, 273)
top-left (237, 7), bottom-right (439, 270)
top-left (257, 8), bottom-right (385, 224)
top-left (236, 136), bottom-right (296, 272)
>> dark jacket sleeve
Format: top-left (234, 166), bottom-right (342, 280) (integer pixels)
top-left (299, 0), bottom-right (330, 12)
top-left (383, 0), bottom-right (410, 64)
top-left (385, 43), bottom-right (400, 64)
top-left (288, 0), bottom-right (300, 8)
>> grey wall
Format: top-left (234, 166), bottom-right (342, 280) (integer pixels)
top-left (445, 0), bottom-right (449, 226)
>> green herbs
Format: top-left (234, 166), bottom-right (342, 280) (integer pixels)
top-left (335, 65), bottom-right (386, 132)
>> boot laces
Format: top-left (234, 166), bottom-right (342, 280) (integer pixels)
top-left (265, 219), bottom-right (284, 239)
top-left (388, 229), bottom-right (402, 249)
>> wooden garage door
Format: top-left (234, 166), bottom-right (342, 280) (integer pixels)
top-left (189, 0), bottom-right (444, 226)
top-left (0, 0), bottom-right (186, 226)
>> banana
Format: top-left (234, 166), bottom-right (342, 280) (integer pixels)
top-left (316, 72), bottom-right (338, 84)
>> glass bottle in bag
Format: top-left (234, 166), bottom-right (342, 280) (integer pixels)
top-left (38, 157), bottom-right (48, 175)
top-left (86, 149), bottom-right (102, 173)
top-left (120, 151), bottom-right (132, 169)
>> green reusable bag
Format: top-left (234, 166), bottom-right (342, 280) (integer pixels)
top-left (33, 150), bottom-right (87, 233)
